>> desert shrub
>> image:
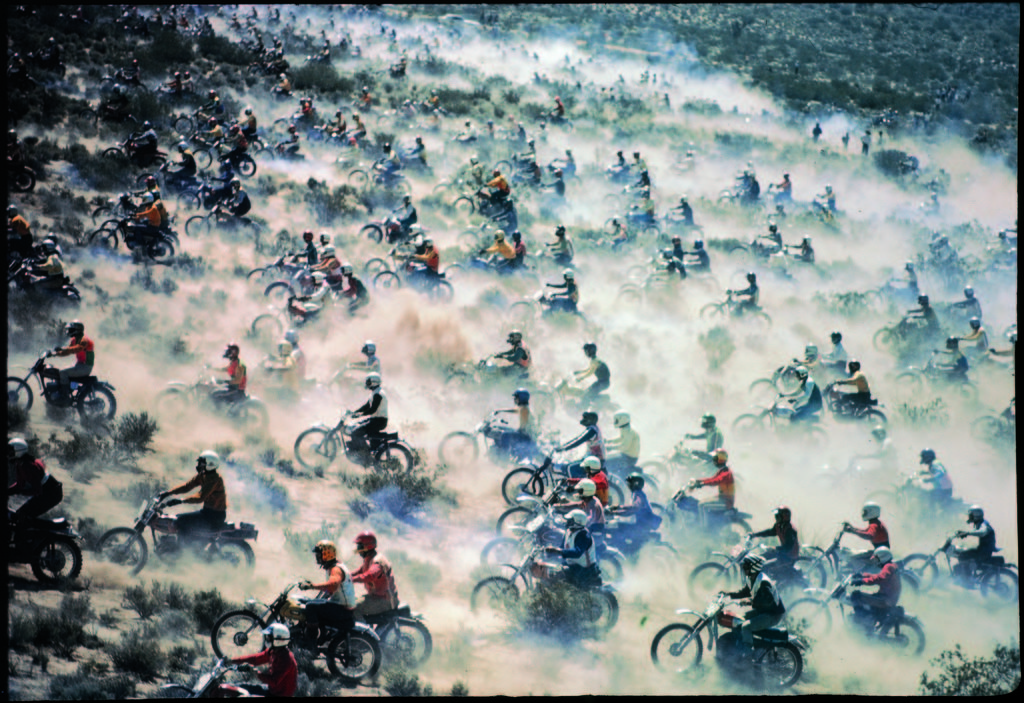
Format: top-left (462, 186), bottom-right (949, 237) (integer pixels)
top-left (283, 521), bottom-right (348, 560)
top-left (129, 267), bottom-right (177, 295)
top-left (121, 583), bottom-right (163, 620)
top-left (64, 144), bottom-right (131, 191)
top-left (110, 412), bottom-right (159, 457)
top-left (896, 398), bottom-right (949, 428)
top-left (515, 580), bottom-right (609, 639)
top-left (451, 681), bottom-right (470, 696)
top-left (920, 641), bottom-right (1020, 695)
top-left (698, 325), bottom-right (735, 371)
top-left (8, 402), bottom-right (30, 432)
top-left (167, 643), bottom-right (204, 673)
top-left (10, 595), bottom-right (94, 658)
top-left (344, 464), bottom-right (457, 520)
top-left (302, 181), bottom-right (363, 225)
top-left (110, 477), bottom-right (166, 505)
top-left (192, 588), bottom-right (236, 635)
top-left (108, 624), bottom-right (166, 681)
top-left (811, 290), bottom-right (878, 319)
top-left (195, 33), bottom-right (251, 65)
top-left (291, 63), bottom-right (354, 95)
top-left (383, 669), bottom-right (434, 697)
top-left (48, 669), bottom-right (137, 700)
top-left (40, 428), bottom-right (106, 479)
top-left (75, 517), bottom-right (110, 551)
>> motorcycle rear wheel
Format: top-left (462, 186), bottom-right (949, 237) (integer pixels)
top-left (650, 623), bottom-right (702, 672)
top-left (97, 527), bottom-right (149, 575)
top-left (381, 618), bottom-right (432, 668)
top-left (756, 641), bottom-right (803, 689)
top-left (76, 384), bottom-right (117, 424)
top-left (31, 536), bottom-right (83, 582)
top-left (326, 630), bottom-right (383, 682)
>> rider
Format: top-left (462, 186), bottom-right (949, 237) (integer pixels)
top-left (379, 141), bottom-right (401, 177)
top-left (849, 547), bottom-right (901, 626)
top-left (350, 531), bottom-right (400, 619)
top-left (240, 106), bottom-right (258, 139)
top-left (913, 448), bottom-right (953, 505)
top-left (25, 239), bottom-right (66, 292)
top-left (777, 366), bottom-right (823, 424)
top-left (8, 204), bottom-right (34, 255)
top-left (128, 192), bottom-right (162, 243)
top-left (816, 184), bottom-right (836, 213)
top-left (958, 317), bottom-right (989, 362)
top-left (339, 264), bottom-right (370, 316)
top-left (682, 413), bottom-right (725, 464)
top-left (393, 195), bottom-right (417, 236)
top-left (490, 388), bottom-right (537, 458)
top-left (493, 330), bottom-right (531, 379)
top-left (262, 340), bottom-right (298, 396)
top-left (276, 124), bottom-right (301, 157)
top-left (211, 343), bottom-right (247, 405)
top-left (607, 472), bottom-right (661, 535)
top-left (407, 239), bottom-right (440, 284)
top-left (298, 540), bottom-right (357, 644)
top-left (509, 231), bottom-right (527, 269)
top-left (685, 239), bottom-right (711, 273)
top-left (728, 272), bottom-right (760, 315)
top-left (950, 285), bottom-right (982, 319)
top-left (759, 223), bottom-right (784, 256)
top-left (544, 509), bottom-right (602, 589)
top-left (200, 89), bottom-right (225, 120)
top-left (284, 330), bottom-right (306, 382)
top-left (8, 437), bottom-right (64, 521)
top-left (556, 410), bottom-right (606, 479)
top-left (773, 173), bottom-right (792, 205)
top-left (842, 501), bottom-right (890, 571)
top-left (545, 225), bottom-right (574, 266)
top-left (749, 506), bottom-right (800, 578)
top-left (348, 341), bottom-right (382, 375)
top-left (157, 450), bottom-right (228, 544)
top-left (830, 359), bottom-right (874, 414)
top-left (222, 125), bottom-right (249, 165)
top-left (224, 624), bottom-right (298, 698)
top-left (604, 411), bottom-right (640, 477)
top-left (671, 195), bottom-right (695, 226)
top-left (933, 337), bottom-right (969, 382)
top-left (544, 269), bottom-right (580, 313)
top-left (686, 448), bottom-right (735, 523)
top-left (794, 343), bottom-right (820, 371)
top-left (903, 294), bottom-right (941, 340)
top-left (168, 142), bottom-right (198, 184)
top-left (574, 342), bottom-right (611, 403)
top-left (820, 331), bottom-right (848, 373)
top-left (128, 121), bottom-right (158, 163)
top-left (51, 320), bottom-right (95, 399)
top-left (784, 236), bottom-right (815, 263)
top-left (722, 555), bottom-right (786, 654)
top-left (480, 230), bottom-right (516, 269)
top-left (346, 374), bottom-right (388, 458)
top-left (485, 170), bottom-right (511, 205)
top-left (952, 505), bottom-right (997, 585)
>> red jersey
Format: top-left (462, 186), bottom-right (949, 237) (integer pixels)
top-left (75, 336), bottom-right (95, 366)
top-left (351, 554), bottom-right (399, 607)
top-left (860, 562), bottom-right (901, 607)
top-left (848, 520), bottom-right (890, 547)
top-left (226, 359), bottom-right (247, 391)
top-left (699, 467), bottom-right (735, 508)
top-left (232, 648), bottom-right (297, 697)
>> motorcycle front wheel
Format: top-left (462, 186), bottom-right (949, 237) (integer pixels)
top-left (7, 377), bottom-right (34, 413)
top-left (470, 576), bottom-right (520, 615)
top-left (784, 597), bottom-right (833, 640)
top-left (294, 428), bottom-right (339, 472)
top-left (96, 527), bottom-right (149, 575)
top-left (650, 623), bottom-right (702, 672)
top-left (210, 610), bottom-right (266, 659)
top-left (437, 431), bottom-right (479, 467)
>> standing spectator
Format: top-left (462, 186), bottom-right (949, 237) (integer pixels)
top-left (861, 129), bottom-right (871, 155)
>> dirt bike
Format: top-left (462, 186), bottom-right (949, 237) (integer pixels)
top-left (87, 216), bottom-right (177, 262)
top-left (650, 592), bottom-right (804, 689)
top-left (901, 533), bottom-right (1018, 603)
top-left (799, 526), bottom-right (921, 593)
top-left (7, 511), bottom-right (84, 583)
top-left (359, 217), bottom-right (425, 246)
top-left (687, 534), bottom-right (828, 602)
top-left (470, 542), bottom-right (619, 635)
top-left (96, 495), bottom-right (258, 575)
top-left (863, 472), bottom-right (969, 525)
top-left (452, 191), bottom-right (518, 228)
top-left (8, 262), bottom-right (82, 304)
top-left (159, 658), bottom-right (266, 698)
top-left (7, 349), bottom-right (117, 423)
top-left (348, 162), bottom-right (410, 194)
top-left (437, 411), bottom-right (545, 467)
top-left (102, 138), bottom-right (167, 168)
top-left (155, 367), bottom-right (270, 434)
top-left (293, 413), bottom-right (417, 474)
top-left (210, 582), bottom-right (381, 684)
top-left (663, 485), bottom-right (753, 546)
top-left (822, 383), bottom-right (889, 424)
top-left (731, 396), bottom-right (827, 444)
top-left (892, 352), bottom-right (979, 402)
top-left (970, 402), bottom-right (1015, 446)
top-left (246, 252), bottom-right (312, 287)
top-left (699, 292), bottom-right (772, 326)
top-left (786, 573), bottom-right (926, 656)
top-left (371, 254), bottom-right (454, 302)
top-left (500, 452), bottom-right (627, 508)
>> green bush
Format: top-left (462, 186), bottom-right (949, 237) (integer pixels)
top-left (343, 464), bottom-right (457, 519)
top-left (167, 643), bottom-right (203, 673)
top-left (896, 398), bottom-right (949, 428)
top-left (9, 595), bottom-right (94, 658)
top-left (195, 34), bottom-right (252, 65)
top-left (920, 641), bottom-right (1020, 695)
top-left (383, 669), bottom-right (434, 697)
top-left (121, 582), bottom-right (164, 620)
top-left (110, 412), bottom-right (160, 458)
top-left (698, 325), bottom-right (735, 371)
top-left (291, 63), bottom-right (354, 95)
top-left (108, 624), bottom-right (166, 681)
top-left (192, 588), bottom-right (236, 635)
top-left (48, 670), bottom-right (137, 701)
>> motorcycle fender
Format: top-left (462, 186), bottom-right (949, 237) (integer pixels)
top-left (99, 381), bottom-right (116, 391)
top-left (218, 684), bottom-right (253, 697)
top-left (352, 621), bottom-right (381, 642)
top-left (673, 608), bottom-right (703, 618)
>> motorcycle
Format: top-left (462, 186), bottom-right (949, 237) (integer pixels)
top-left (664, 485), bottom-right (753, 546)
top-left (731, 396), bottom-right (827, 443)
top-left (87, 216), bottom-right (178, 262)
top-left (210, 582), bottom-right (381, 684)
top-left (7, 349), bottom-right (117, 423)
top-left (437, 411), bottom-right (545, 467)
top-left (500, 453), bottom-right (627, 508)
top-left (800, 525), bottom-right (921, 593)
top-left (470, 542), bottom-right (619, 635)
top-left (786, 573), bottom-right (926, 655)
top-left (8, 262), bottom-right (82, 304)
top-left (7, 511), bottom-right (84, 583)
top-left (901, 533), bottom-right (1018, 603)
top-left (892, 352), bottom-right (979, 402)
top-left (10, 162), bottom-right (36, 192)
top-left (687, 534), bottom-right (828, 602)
top-left (822, 383), bottom-right (888, 424)
top-left (102, 138), bottom-right (167, 169)
top-left (650, 592), bottom-right (804, 689)
top-left (160, 658), bottom-right (265, 698)
top-left (155, 367), bottom-right (270, 434)
top-left (359, 216), bottom-right (424, 246)
top-left (293, 413), bottom-right (417, 474)
top-left (96, 495), bottom-right (258, 575)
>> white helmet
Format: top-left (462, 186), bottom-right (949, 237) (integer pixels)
top-left (861, 502), bottom-right (881, 521)
top-left (262, 623), bottom-right (290, 648)
top-left (581, 456), bottom-right (602, 475)
top-left (365, 373), bottom-right (382, 389)
top-left (198, 450), bottom-right (221, 471)
top-left (8, 437), bottom-right (29, 459)
top-left (871, 547), bottom-right (893, 565)
top-left (565, 508), bottom-right (588, 528)
top-left (321, 245), bottom-right (336, 258)
top-left (563, 269), bottom-right (575, 281)
top-left (613, 411), bottom-right (630, 428)
top-left (577, 478), bottom-right (597, 498)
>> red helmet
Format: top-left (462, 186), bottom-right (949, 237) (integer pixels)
top-left (355, 531), bottom-right (377, 555)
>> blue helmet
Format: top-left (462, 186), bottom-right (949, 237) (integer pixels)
top-left (513, 388), bottom-right (530, 405)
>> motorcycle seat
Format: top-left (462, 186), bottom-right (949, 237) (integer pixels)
top-left (984, 555), bottom-right (1005, 566)
top-left (754, 628), bottom-right (789, 642)
top-left (378, 432), bottom-right (400, 441)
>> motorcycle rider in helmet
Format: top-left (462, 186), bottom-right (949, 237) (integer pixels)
top-left (50, 320), bottom-right (95, 399)
top-left (351, 531), bottom-right (400, 619)
top-left (757, 223), bottom-right (784, 256)
top-left (842, 501), bottom-right (890, 571)
top-left (728, 272), bottom-right (760, 316)
top-left (479, 229), bottom-right (516, 270)
top-left (721, 554), bottom-right (786, 655)
top-left (778, 366), bottom-right (823, 423)
top-left (490, 388), bottom-right (537, 460)
top-left (262, 340), bottom-right (298, 399)
top-left (749, 506), bottom-right (800, 580)
top-left (211, 343), bottom-right (247, 405)
top-left (682, 413), bottom-right (725, 464)
top-left (607, 472), bottom-right (661, 536)
top-left (851, 424), bottom-right (899, 474)
top-left (493, 329), bottom-right (531, 379)
top-left (903, 294), bottom-right (940, 339)
top-left (298, 540), bottom-right (357, 645)
top-left (225, 623), bottom-right (298, 697)
top-left (544, 269), bottom-right (580, 314)
top-left (830, 359), bottom-right (874, 414)
top-left (784, 236), bottom-right (815, 263)
top-left (544, 508), bottom-right (602, 589)
top-left (849, 547), bottom-right (901, 628)
top-left (913, 448), bottom-right (953, 506)
top-left (933, 336), bottom-right (970, 382)
top-left (604, 411), bottom-right (640, 477)
top-left (555, 410), bottom-right (606, 479)
top-left (556, 475), bottom-right (607, 532)
top-left (684, 239), bottom-right (711, 273)
top-left (345, 340), bottom-right (381, 376)
top-left (952, 505), bottom-right (997, 585)
top-left (949, 285), bottom-right (982, 319)
top-left (686, 448), bottom-right (735, 527)
top-left (958, 317), bottom-right (989, 361)
top-left (545, 225), bottom-right (574, 266)
top-left (346, 374), bottom-right (387, 458)
top-left (8, 437), bottom-right (65, 521)
top-left (820, 331), bottom-right (848, 373)
top-left (339, 263), bottom-right (371, 316)
top-left (574, 342), bottom-right (611, 404)
top-left (158, 450), bottom-right (228, 544)
top-left (670, 195), bottom-right (695, 226)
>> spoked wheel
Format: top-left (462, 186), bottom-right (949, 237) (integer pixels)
top-left (650, 623), bottom-right (702, 672)
top-left (7, 378), bottom-right (34, 413)
top-left (234, 400), bottom-right (269, 434)
top-left (501, 467), bottom-right (545, 505)
top-left (76, 384), bottom-right (118, 424)
top-left (211, 540), bottom-right (256, 570)
top-left (88, 229), bottom-right (120, 251)
top-left (363, 257), bottom-right (390, 277)
top-left (250, 314), bottom-right (284, 349)
top-left (979, 568), bottom-right (1019, 604)
top-left (480, 537), bottom-right (524, 566)
top-left (756, 642), bottom-right (803, 689)
top-left (327, 631), bottom-right (383, 683)
top-left (469, 576), bottom-right (519, 614)
top-left (145, 237), bottom-right (175, 262)
top-left (210, 611), bottom-right (265, 659)
top-left (495, 506), bottom-right (534, 537)
top-left (294, 428), bottom-right (340, 472)
top-left (453, 195), bottom-right (475, 215)
top-left (687, 562), bottom-right (737, 601)
top-left (428, 280), bottom-right (454, 303)
top-left (581, 588), bottom-right (619, 634)
top-left (888, 618), bottom-right (926, 656)
top-left (699, 302), bottom-right (726, 320)
top-left (372, 271), bottom-right (402, 292)
top-left (437, 431), bottom-right (479, 466)
top-left (31, 537), bottom-right (84, 582)
top-left (380, 619), bottom-right (433, 668)
top-left (349, 169), bottom-right (369, 188)
top-left (235, 154), bottom-right (257, 177)
top-left (263, 281), bottom-right (296, 306)
top-left (900, 555), bottom-right (939, 592)
top-left (193, 148), bottom-right (213, 171)
top-left (96, 527), bottom-right (148, 575)
top-left (185, 214), bottom-right (211, 237)
top-left (172, 114), bottom-right (194, 135)
top-left (784, 597), bottom-right (833, 639)
top-left (371, 442), bottom-right (415, 473)
top-left (360, 224), bottom-right (384, 244)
